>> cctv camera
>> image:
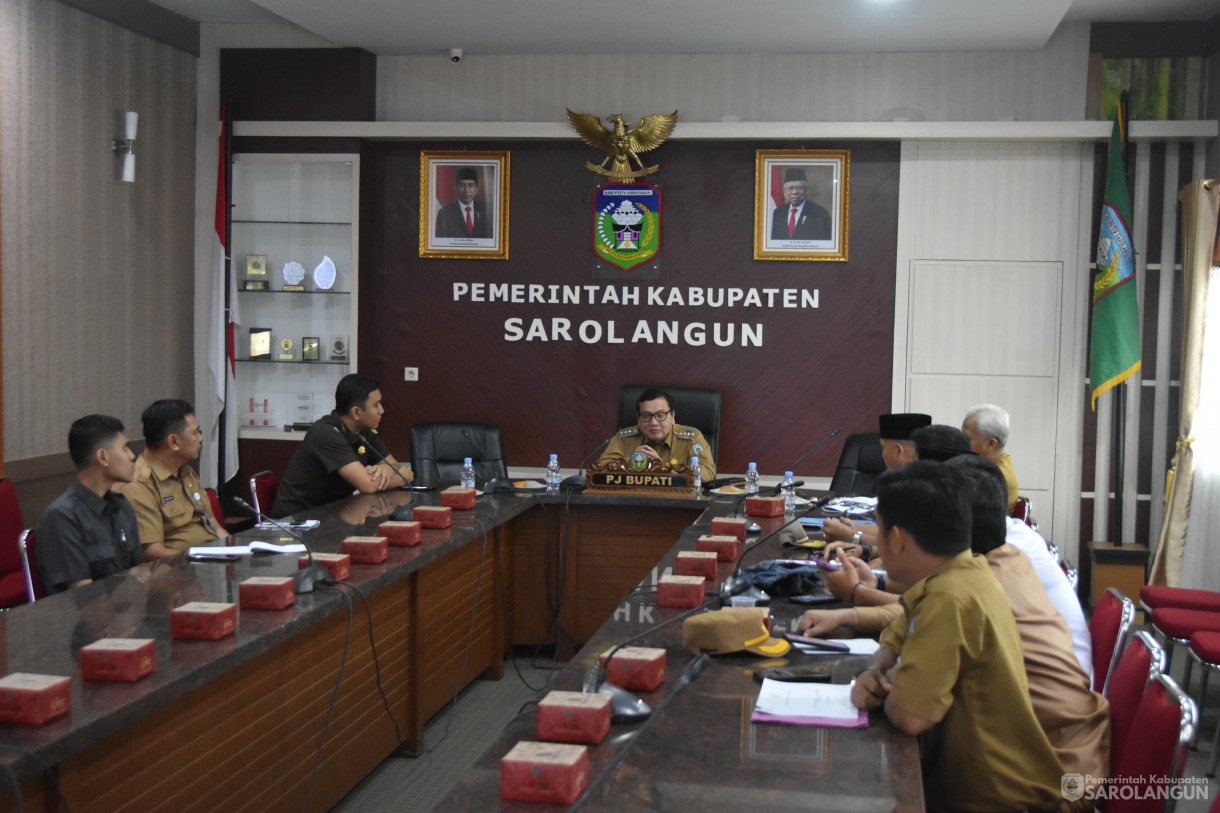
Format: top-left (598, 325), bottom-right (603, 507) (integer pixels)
top-left (450, 48), bottom-right (463, 63)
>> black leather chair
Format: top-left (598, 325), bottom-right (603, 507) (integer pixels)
top-left (616, 384), bottom-right (721, 461)
top-left (828, 432), bottom-right (886, 497)
top-left (410, 422), bottom-right (508, 487)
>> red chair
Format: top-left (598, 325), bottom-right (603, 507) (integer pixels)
top-left (249, 470), bottom-right (280, 525)
top-left (1090, 586), bottom-right (1136, 693)
top-left (1010, 495), bottom-right (1037, 531)
top-left (1148, 607), bottom-right (1220, 691)
top-left (1188, 631), bottom-right (1220, 777)
top-left (0, 478), bottom-right (29, 608)
top-left (1107, 671), bottom-right (1197, 813)
top-left (1141, 585), bottom-right (1220, 615)
top-left (1105, 630), bottom-right (1166, 768)
top-left (19, 530), bottom-right (46, 602)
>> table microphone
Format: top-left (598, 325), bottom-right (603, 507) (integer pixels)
top-left (718, 493), bottom-right (835, 606)
top-left (788, 425), bottom-right (844, 471)
top-left (233, 497), bottom-right (333, 594)
top-left (583, 600), bottom-right (713, 722)
top-left (560, 431), bottom-right (617, 491)
top-left (568, 651), bottom-right (711, 813)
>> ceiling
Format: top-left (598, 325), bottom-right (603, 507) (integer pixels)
top-left (150, 0), bottom-right (1220, 56)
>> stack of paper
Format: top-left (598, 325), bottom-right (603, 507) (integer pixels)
top-left (188, 541), bottom-right (307, 558)
top-left (751, 679), bottom-right (868, 728)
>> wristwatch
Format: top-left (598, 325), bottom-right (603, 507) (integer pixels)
top-left (851, 530), bottom-right (864, 546)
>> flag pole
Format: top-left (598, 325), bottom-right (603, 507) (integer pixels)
top-left (218, 105), bottom-right (233, 489)
top-left (1110, 92), bottom-right (1131, 544)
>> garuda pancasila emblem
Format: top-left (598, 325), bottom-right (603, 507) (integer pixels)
top-left (565, 109), bottom-right (679, 183)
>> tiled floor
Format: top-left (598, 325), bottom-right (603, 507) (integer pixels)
top-left (330, 652), bottom-right (558, 813)
top-left (331, 639), bottom-right (1220, 813)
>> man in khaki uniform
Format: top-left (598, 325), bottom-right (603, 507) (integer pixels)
top-left (599, 388), bottom-right (716, 480)
top-left (850, 462), bottom-right (1064, 813)
top-left (120, 399), bottom-right (227, 558)
top-left (963, 402), bottom-right (1020, 511)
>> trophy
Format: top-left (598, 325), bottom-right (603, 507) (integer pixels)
top-left (281, 260), bottom-right (306, 292)
top-left (302, 337), bottom-right (320, 361)
top-left (244, 255), bottom-right (268, 291)
top-left (313, 255), bottom-right (337, 290)
top-left (278, 338), bottom-right (298, 361)
top-left (249, 327), bottom-right (271, 359)
top-left (330, 334), bottom-right (349, 363)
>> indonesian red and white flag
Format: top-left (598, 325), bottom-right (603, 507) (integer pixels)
top-left (207, 111), bottom-right (239, 486)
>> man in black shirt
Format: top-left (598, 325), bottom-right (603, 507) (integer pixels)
top-left (273, 374), bottom-right (413, 516)
top-left (37, 415), bottom-right (143, 593)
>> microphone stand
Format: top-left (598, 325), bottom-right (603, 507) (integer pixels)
top-left (788, 425), bottom-right (843, 471)
top-left (718, 493), bottom-right (835, 606)
top-left (359, 434), bottom-right (414, 490)
top-left (560, 431), bottom-right (617, 491)
top-left (233, 497), bottom-right (333, 594)
top-left (568, 652), bottom-right (711, 812)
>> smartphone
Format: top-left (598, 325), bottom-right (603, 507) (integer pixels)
top-left (784, 633), bottom-right (850, 652)
top-left (798, 517), bottom-right (826, 529)
top-left (754, 665), bottom-right (832, 683)
top-left (289, 519), bottom-right (321, 530)
top-left (789, 593), bottom-right (838, 605)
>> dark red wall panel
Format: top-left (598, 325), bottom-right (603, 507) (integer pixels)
top-left (359, 139), bottom-right (899, 477)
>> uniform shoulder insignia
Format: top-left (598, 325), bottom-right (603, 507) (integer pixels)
top-left (618, 427), bottom-right (641, 438)
top-left (676, 427), bottom-right (697, 440)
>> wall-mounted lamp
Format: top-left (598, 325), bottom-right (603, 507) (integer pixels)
top-left (112, 111), bottom-right (138, 183)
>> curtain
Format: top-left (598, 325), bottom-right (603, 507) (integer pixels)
top-left (1150, 180), bottom-right (1220, 586)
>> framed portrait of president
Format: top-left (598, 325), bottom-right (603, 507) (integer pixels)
top-left (420, 151), bottom-right (510, 260)
top-left (753, 149), bottom-right (849, 262)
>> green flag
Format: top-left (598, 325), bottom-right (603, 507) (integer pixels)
top-left (1090, 113), bottom-right (1141, 409)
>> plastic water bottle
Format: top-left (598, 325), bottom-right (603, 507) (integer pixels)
top-left (745, 462), bottom-right (759, 495)
top-left (783, 470), bottom-right (796, 513)
top-left (460, 457), bottom-right (475, 489)
top-left (689, 456), bottom-right (702, 494)
top-left (546, 454), bottom-right (561, 492)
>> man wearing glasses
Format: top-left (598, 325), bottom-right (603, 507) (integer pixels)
top-left (598, 389), bottom-right (717, 480)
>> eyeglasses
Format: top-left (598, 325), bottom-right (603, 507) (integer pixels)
top-left (638, 410), bottom-right (672, 423)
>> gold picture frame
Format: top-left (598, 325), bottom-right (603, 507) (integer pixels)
top-left (419, 151), bottom-right (510, 260)
top-left (753, 149), bottom-right (849, 262)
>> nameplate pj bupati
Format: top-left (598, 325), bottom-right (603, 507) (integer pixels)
top-left (585, 458), bottom-right (696, 497)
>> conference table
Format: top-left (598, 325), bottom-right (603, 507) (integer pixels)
top-left (0, 485), bottom-right (921, 813)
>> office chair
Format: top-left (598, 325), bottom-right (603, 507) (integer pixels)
top-left (410, 422), bottom-right (508, 487)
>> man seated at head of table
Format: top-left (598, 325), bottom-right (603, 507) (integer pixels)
top-left (597, 388), bottom-right (716, 481)
top-left (273, 373), bottom-right (413, 518)
top-left (847, 461), bottom-right (1066, 813)
top-left (36, 415), bottom-right (144, 593)
top-left (119, 399), bottom-right (227, 560)
top-left (822, 412), bottom-right (930, 552)
top-left (963, 402), bottom-right (1020, 512)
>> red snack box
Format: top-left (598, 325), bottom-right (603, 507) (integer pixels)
top-left (658, 574), bottom-right (706, 608)
top-left (746, 496), bottom-right (785, 517)
top-left (342, 535), bottom-right (389, 564)
top-left (676, 550), bottom-right (719, 579)
top-left (377, 520), bottom-right (422, 546)
top-left (0, 673), bottom-right (72, 725)
top-left (536, 691), bottom-right (612, 745)
top-left (238, 577), bottom-right (295, 611)
top-left (171, 601), bottom-right (237, 641)
top-left (299, 552), bottom-right (351, 581)
top-left (413, 505), bottom-right (452, 529)
top-left (80, 638), bottom-right (156, 682)
top-left (500, 741), bottom-right (589, 805)
top-left (710, 516), bottom-right (748, 541)
top-left (439, 486), bottom-right (477, 509)
top-left (598, 646), bottom-right (667, 691)
top-left (696, 535), bottom-right (743, 563)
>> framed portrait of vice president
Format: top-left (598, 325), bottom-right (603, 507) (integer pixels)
top-left (420, 151), bottom-right (510, 260)
top-left (754, 149), bottom-right (849, 262)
